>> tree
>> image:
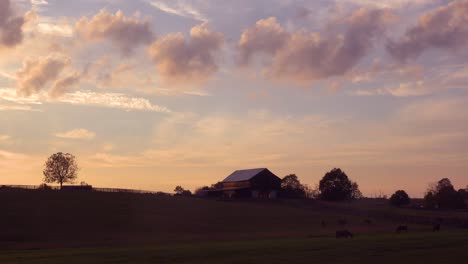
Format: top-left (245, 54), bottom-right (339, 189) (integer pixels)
top-left (319, 168), bottom-right (360, 201)
top-left (389, 190), bottom-right (410, 207)
top-left (351, 181), bottom-right (363, 199)
top-left (281, 174), bottom-right (306, 198)
top-left (424, 178), bottom-right (465, 209)
top-left (43, 152), bottom-right (78, 189)
top-left (174, 186), bottom-right (192, 196)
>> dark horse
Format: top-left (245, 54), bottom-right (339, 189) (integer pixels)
top-left (433, 223), bottom-right (441, 232)
top-left (336, 230), bottom-right (353, 238)
top-left (395, 225), bottom-right (408, 233)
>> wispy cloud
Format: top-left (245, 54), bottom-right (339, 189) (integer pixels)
top-left (59, 90), bottom-right (171, 112)
top-left (0, 104), bottom-right (39, 111)
top-left (0, 88), bottom-right (171, 112)
top-left (146, 0), bottom-right (208, 22)
top-left (0, 135), bottom-right (10, 141)
top-left (0, 71), bottom-right (16, 80)
top-left (55, 128), bottom-right (96, 140)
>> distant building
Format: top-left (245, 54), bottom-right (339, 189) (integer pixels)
top-left (211, 168), bottom-right (281, 199)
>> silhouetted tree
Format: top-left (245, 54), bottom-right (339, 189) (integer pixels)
top-left (424, 191), bottom-right (437, 209)
top-left (319, 168), bottom-right (360, 201)
top-left (424, 178), bottom-right (465, 209)
top-left (389, 190), bottom-right (410, 207)
top-left (351, 181), bottom-right (363, 199)
top-left (458, 188), bottom-right (468, 200)
top-left (43, 152), bottom-right (78, 189)
top-left (174, 186), bottom-right (192, 196)
top-left (303, 184), bottom-right (320, 199)
top-left (281, 174), bottom-right (306, 198)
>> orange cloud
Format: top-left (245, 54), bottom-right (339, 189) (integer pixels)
top-left (55, 129), bottom-right (96, 140)
top-left (387, 0), bottom-right (468, 61)
top-left (49, 72), bottom-right (81, 98)
top-left (0, 0), bottom-right (29, 48)
top-left (16, 54), bottom-right (71, 97)
top-left (76, 10), bottom-right (154, 55)
top-left (238, 17), bottom-right (288, 66)
top-left (148, 23), bottom-right (224, 86)
top-left (238, 9), bottom-right (393, 83)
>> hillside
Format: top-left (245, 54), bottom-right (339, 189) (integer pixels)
top-left (1, 189), bottom-right (467, 250)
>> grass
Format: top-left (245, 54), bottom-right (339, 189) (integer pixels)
top-left (1, 189), bottom-right (468, 263)
top-left (1, 231), bottom-right (467, 264)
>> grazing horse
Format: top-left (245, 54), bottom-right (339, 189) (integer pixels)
top-left (395, 225), bottom-right (408, 233)
top-left (336, 230), bottom-right (353, 238)
top-left (433, 223), bottom-right (441, 232)
top-left (364, 219), bottom-right (372, 225)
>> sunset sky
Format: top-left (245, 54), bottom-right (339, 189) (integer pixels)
top-left (1, 0), bottom-right (468, 197)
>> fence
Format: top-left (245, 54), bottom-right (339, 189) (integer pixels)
top-left (0, 184), bottom-right (166, 195)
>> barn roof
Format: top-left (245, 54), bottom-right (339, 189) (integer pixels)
top-left (222, 168), bottom-right (269, 182)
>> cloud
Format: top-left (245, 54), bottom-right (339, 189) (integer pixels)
top-left (0, 134), bottom-right (10, 141)
top-left (0, 87), bottom-right (170, 112)
top-left (147, 0), bottom-right (207, 22)
top-left (148, 23), bottom-right (223, 85)
top-left (58, 90), bottom-right (171, 112)
top-left (238, 8), bottom-right (393, 83)
top-left (387, 0), bottom-right (468, 62)
top-left (238, 17), bottom-right (288, 66)
top-left (49, 71), bottom-right (81, 98)
top-left (342, 0), bottom-right (433, 9)
top-left (76, 9), bottom-right (154, 55)
top-left (351, 63), bottom-right (468, 97)
top-left (16, 53), bottom-right (71, 97)
top-left (0, 0), bottom-right (29, 48)
top-left (55, 129), bottom-right (96, 140)
top-left (0, 104), bottom-right (39, 111)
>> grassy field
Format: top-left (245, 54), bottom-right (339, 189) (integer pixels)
top-left (2, 232), bottom-right (468, 264)
top-left (1, 188), bottom-right (468, 263)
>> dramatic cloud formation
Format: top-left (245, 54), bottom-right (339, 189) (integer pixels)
top-left (55, 129), bottom-right (96, 140)
top-left (387, 0), bottom-right (468, 61)
top-left (76, 10), bottom-right (154, 55)
top-left (238, 8), bottom-right (393, 83)
top-left (16, 54), bottom-right (71, 97)
top-left (148, 23), bottom-right (223, 85)
top-left (0, 0), bottom-right (28, 48)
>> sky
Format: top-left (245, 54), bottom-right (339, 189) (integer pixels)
top-left (1, 0), bottom-right (468, 197)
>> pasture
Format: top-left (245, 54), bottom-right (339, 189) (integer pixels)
top-left (1, 188), bottom-right (467, 263)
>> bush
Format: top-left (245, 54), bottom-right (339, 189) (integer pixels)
top-left (389, 190), bottom-right (410, 207)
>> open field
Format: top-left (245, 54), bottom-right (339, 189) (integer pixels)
top-left (1, 189), bottom-right (468, 263)
top-left (2, 232), bottom-right (468, 264)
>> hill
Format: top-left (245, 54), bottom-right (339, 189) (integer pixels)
top-left (2, 188), bottom-right (467, 250)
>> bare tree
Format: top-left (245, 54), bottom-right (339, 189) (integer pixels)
top-left (43, 152), bottom-right (78, 189)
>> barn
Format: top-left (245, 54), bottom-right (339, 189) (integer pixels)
top-left (215, 168), bottom-right (281, 199)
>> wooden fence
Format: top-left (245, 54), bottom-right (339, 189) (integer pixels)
top-left (0, 184), bottom-right (166, 195)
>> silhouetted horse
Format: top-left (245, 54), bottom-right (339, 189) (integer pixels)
top-left (364, 219), bottom-right (372, 225)
top-left (433, 223), bottom-right (441, 232)
top-left (395, 225), bottom-right (408, 233)
top-left (336, 230), bottom-right (353, 238)
top-left (338, 219), bottom-right (347, 225)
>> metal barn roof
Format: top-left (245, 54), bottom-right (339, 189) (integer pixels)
top-left (222, 168), bottom-right (268, 182)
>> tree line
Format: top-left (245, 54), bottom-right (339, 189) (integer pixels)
top-left (40, 152), bottom-right (467, 209)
